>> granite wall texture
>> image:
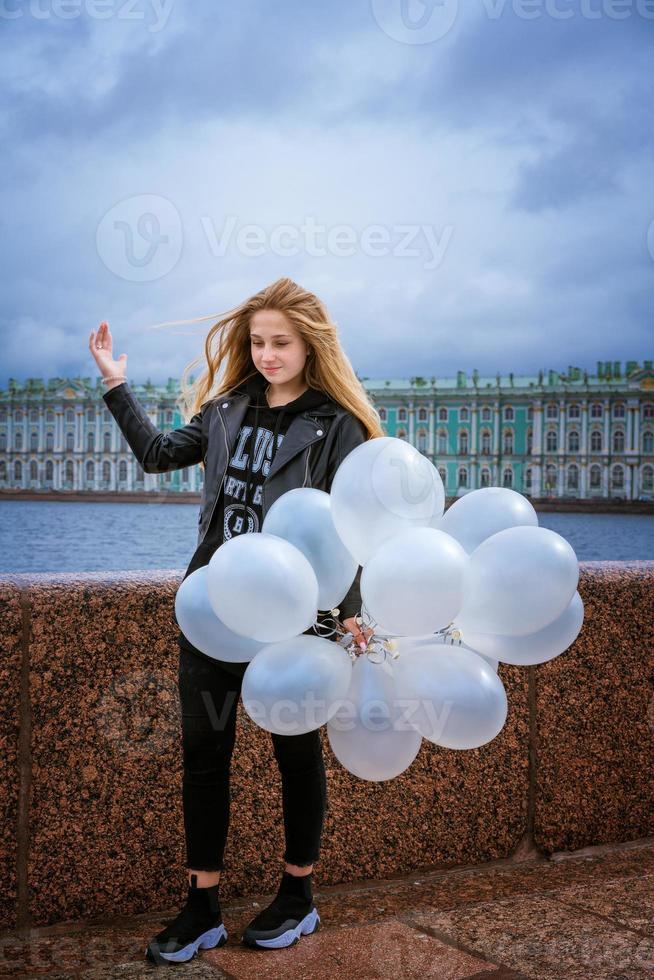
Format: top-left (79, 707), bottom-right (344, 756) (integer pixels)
top-left (0, 561), bottom-right (652, 931)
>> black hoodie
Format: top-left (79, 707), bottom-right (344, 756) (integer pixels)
top-left (179, 372), bottom-right (358, 674)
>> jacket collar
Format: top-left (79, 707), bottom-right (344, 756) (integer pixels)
top-left (230, 371), bottom-right (337, 417)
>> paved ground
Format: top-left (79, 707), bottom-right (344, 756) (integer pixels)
top-left (2, 839), bottom-right (653, 979)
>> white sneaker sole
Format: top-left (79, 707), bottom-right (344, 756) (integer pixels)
top-left (146, 923), bottom-right (228, 963)
top-left (244, 907), bottom-right (320, 950)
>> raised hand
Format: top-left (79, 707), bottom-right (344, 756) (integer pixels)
top-left (89, 321), bottom-right (128, 380)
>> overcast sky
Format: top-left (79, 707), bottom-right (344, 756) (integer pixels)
top-left (2, 0), bottom-right (653, 390)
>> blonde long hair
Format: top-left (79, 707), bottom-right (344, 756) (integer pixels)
top-left (176, 277), bottom-right (384, 441)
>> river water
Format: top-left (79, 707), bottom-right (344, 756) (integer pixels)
top-left (0, 501), bottom-right (652, 574)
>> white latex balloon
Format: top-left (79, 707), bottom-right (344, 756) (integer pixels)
top-left (330, 437), bottom-right (445, 565)
top-left (175, 565), bottom-right (265, 662)
top-left (262, 488), bottom-right (358, 612)
top-left (206, 532), bottom-right (319, 643)
top-left (241, 634), bottom-right (353, 735)
top-left (327, 654), bottom-right (422, 782)
top-left (455, 526), bottom-right (579, 637)
top-left (435, 487), bottom-right (538, 553)
top-left (461, 590), bottom-right (585, 666)
top-left (393, 642), bottom-right (508, 749)
top-left (361, 527), bottom-right (469, 636)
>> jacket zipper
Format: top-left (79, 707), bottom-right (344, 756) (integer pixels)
top-left (202, 405), bottom-right (231, 542)
top-left (303, 445), bottom-right (312, 487)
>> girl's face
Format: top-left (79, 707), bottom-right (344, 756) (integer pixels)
top-left (249, 309), bottom-right (309, 386)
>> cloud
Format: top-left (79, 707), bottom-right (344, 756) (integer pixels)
top-left (1, 1), bottom-right (652, 389)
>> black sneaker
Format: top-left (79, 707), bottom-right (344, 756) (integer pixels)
top-left (145, 875), bottom-right (228, 966)
top-left (242, 871), bottom-right (320, 950)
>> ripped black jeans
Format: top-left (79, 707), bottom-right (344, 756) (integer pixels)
top-left (178, 639), bottom-right (327, 872)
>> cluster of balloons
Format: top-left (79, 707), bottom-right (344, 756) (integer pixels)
top-left (176, 436), bottom-right (583, 782)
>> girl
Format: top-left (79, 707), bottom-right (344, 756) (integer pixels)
top-left (89, 277), bottom-right (383, 964)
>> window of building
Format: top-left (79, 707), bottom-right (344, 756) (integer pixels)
top-left (642, 430), bottom-right (654, 454)
top-left (568, 404), bottom-right (580, 419)
top-left (590, 430), bottom-right (602, 452)
top-left (590, 465), bottom-right (601, 488)
top-left (568, 430), bottom-right (580, 453)
top-left (641, 465), bottom-right (653, 491)
top-left (398, 408), bottom-right (407, 421)
top-left (590, 402), bottom-right (603, 419)
top-left (502, 467), bottom-right (513, 487)
top-left (459, 431), bottom-right (468, 454)
top-left (437, 430), bottom-right (448, 454)
top-left (438, 407), bottom-right (448, 421)
top-left (546, 430), bottom-right (557, 452)
top-left (503, 431), bottom-right (514, 454)
top-left (567, 465), bottom-right (579, 490)
top-left (612, 429), bottom-right (625, 453)
top-left (613, 402), bottom-right (625, 419)
top-left (610, 465), bottom-right (624, 489)
top-left (546, 403), bottom-right (558, 419)
top-left (504, 406), bottom-right (514, 421)
top-left (458, 466), bottom-right (468, 487)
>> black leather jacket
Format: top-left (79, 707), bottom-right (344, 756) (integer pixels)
top-left (102, 379), bottom-right (368, 619)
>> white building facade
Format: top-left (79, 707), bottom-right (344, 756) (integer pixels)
top-left (1, 360), bottom-right (653, 500)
